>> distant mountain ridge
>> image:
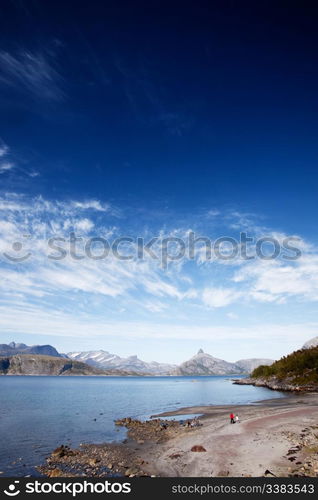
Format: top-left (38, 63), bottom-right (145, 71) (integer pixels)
top-left (235, 358), bottom-right (275, 373)
top-left (0, 342), bottom-right (63, 358)
top-left (68, 348), bottom-right (274, 375)
top-left (68, 350), bottom-right (177, 375)
top-left (1, 341), bottom-right (276, 376)
top-left (3, 335), bottom-right (318, 376)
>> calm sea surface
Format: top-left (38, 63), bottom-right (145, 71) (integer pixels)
top-left (0, 375), bottom-right (285, 476)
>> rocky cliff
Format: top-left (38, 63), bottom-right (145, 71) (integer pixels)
top-left (233, 376), bottom-right (318, 392)
top-left (0, 354), bottom-right (131, 376)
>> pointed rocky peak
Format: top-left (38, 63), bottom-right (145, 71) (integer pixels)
top-left (197, 348), bottom-right (204, 355)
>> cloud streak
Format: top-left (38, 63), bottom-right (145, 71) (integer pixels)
top-left (0, 161), bottom-right (15, 174)
top-left (0, 49), bottom-right (64, 102)
top-left (0, 141), bottom-right (15, 174)
top-left (0, 143), bottom-right (9, 157)
top-left (0, 300), bottom-right (316, 347)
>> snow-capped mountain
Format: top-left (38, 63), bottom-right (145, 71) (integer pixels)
top-left (2, 342), bottom-right (274, 376)
top-left (302, 336), bottom-right (318, 349)
top-left (68, 350), bottom-right (122, 366)
top-left (235, 358), bottom-right (274, 373)
top-left (68, 348), bottom-right (273, 375)
top-left (68, 350), bottom-right (177, 375)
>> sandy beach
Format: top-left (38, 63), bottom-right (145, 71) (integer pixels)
top-left (143, 394), bottom-right (318, 477)
top-left (39, 393), bottom-right (318, 478)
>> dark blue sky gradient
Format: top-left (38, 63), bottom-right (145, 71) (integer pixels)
top-left (1, 1), bottom-right (318, 234)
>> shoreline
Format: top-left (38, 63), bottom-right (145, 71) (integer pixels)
top-left (38, 392), bottom-right (318, 478)
top-left (233, 376), bottom-right (318, 393)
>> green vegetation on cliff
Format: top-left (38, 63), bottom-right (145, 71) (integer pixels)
top-left (251, 346), bottom-right (318, 385)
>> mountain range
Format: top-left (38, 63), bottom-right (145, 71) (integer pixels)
top-left (8, 339), bottom-right (318, 375)
top-left (67, 350), bottom-right (177, 375)
top-left (173, 349), bottom-right (274, 375)
top-left (0, 342), bottom-right (62, 358)
top-left (67, 347), bottom-right (274, 375)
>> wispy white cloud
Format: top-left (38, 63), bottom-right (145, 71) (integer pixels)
top-left (0, 194), bottom-right (195, 311)
top-left (227, 312), bottom-right (238, 319)
top-left (0, 193), bottom-right (115, 216)
top-left (143, 300), bottom-right (167, 313)
top-left (0, 143), bottom-right (9, 157)
top-left (0, 299), bottom-right (316, 347)
top-left (207, 209), bottom-right (221, 217)
top-left (70, 200), bottom-right (110, 212)
top-left (202, 287), bottom-right (241, 308)
top-left (28, 170), bottom-right (40, 178)
top-left (0, 141), bottom-right (15, 174)
top-left (0, 49), bottom-right (64, 102)
top-left (0, 193), bottom-right (318, 348)
top-left (233, 255), bottom-right (318, 304)
top-left (73, 218), bottom-right (95, 232)
top-left (0, 141), bottom-right (41, 178)
top-left (0, 161), bottom-right (15, 173)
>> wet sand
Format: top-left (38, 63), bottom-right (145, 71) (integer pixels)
top-left (39, 393), bottom-right (318, 477)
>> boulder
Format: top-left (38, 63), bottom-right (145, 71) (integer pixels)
top-left (191, 445), bottom-right (206, 452)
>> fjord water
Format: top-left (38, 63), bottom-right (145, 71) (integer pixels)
top-left (0, 376), bottom-right (284, 476)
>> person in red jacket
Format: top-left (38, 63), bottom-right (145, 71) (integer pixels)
top-left (230, 412), bottom-right (235, 424)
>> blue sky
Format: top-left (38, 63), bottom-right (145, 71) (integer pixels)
top-left (0, 1), bottom-right (318, 363)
